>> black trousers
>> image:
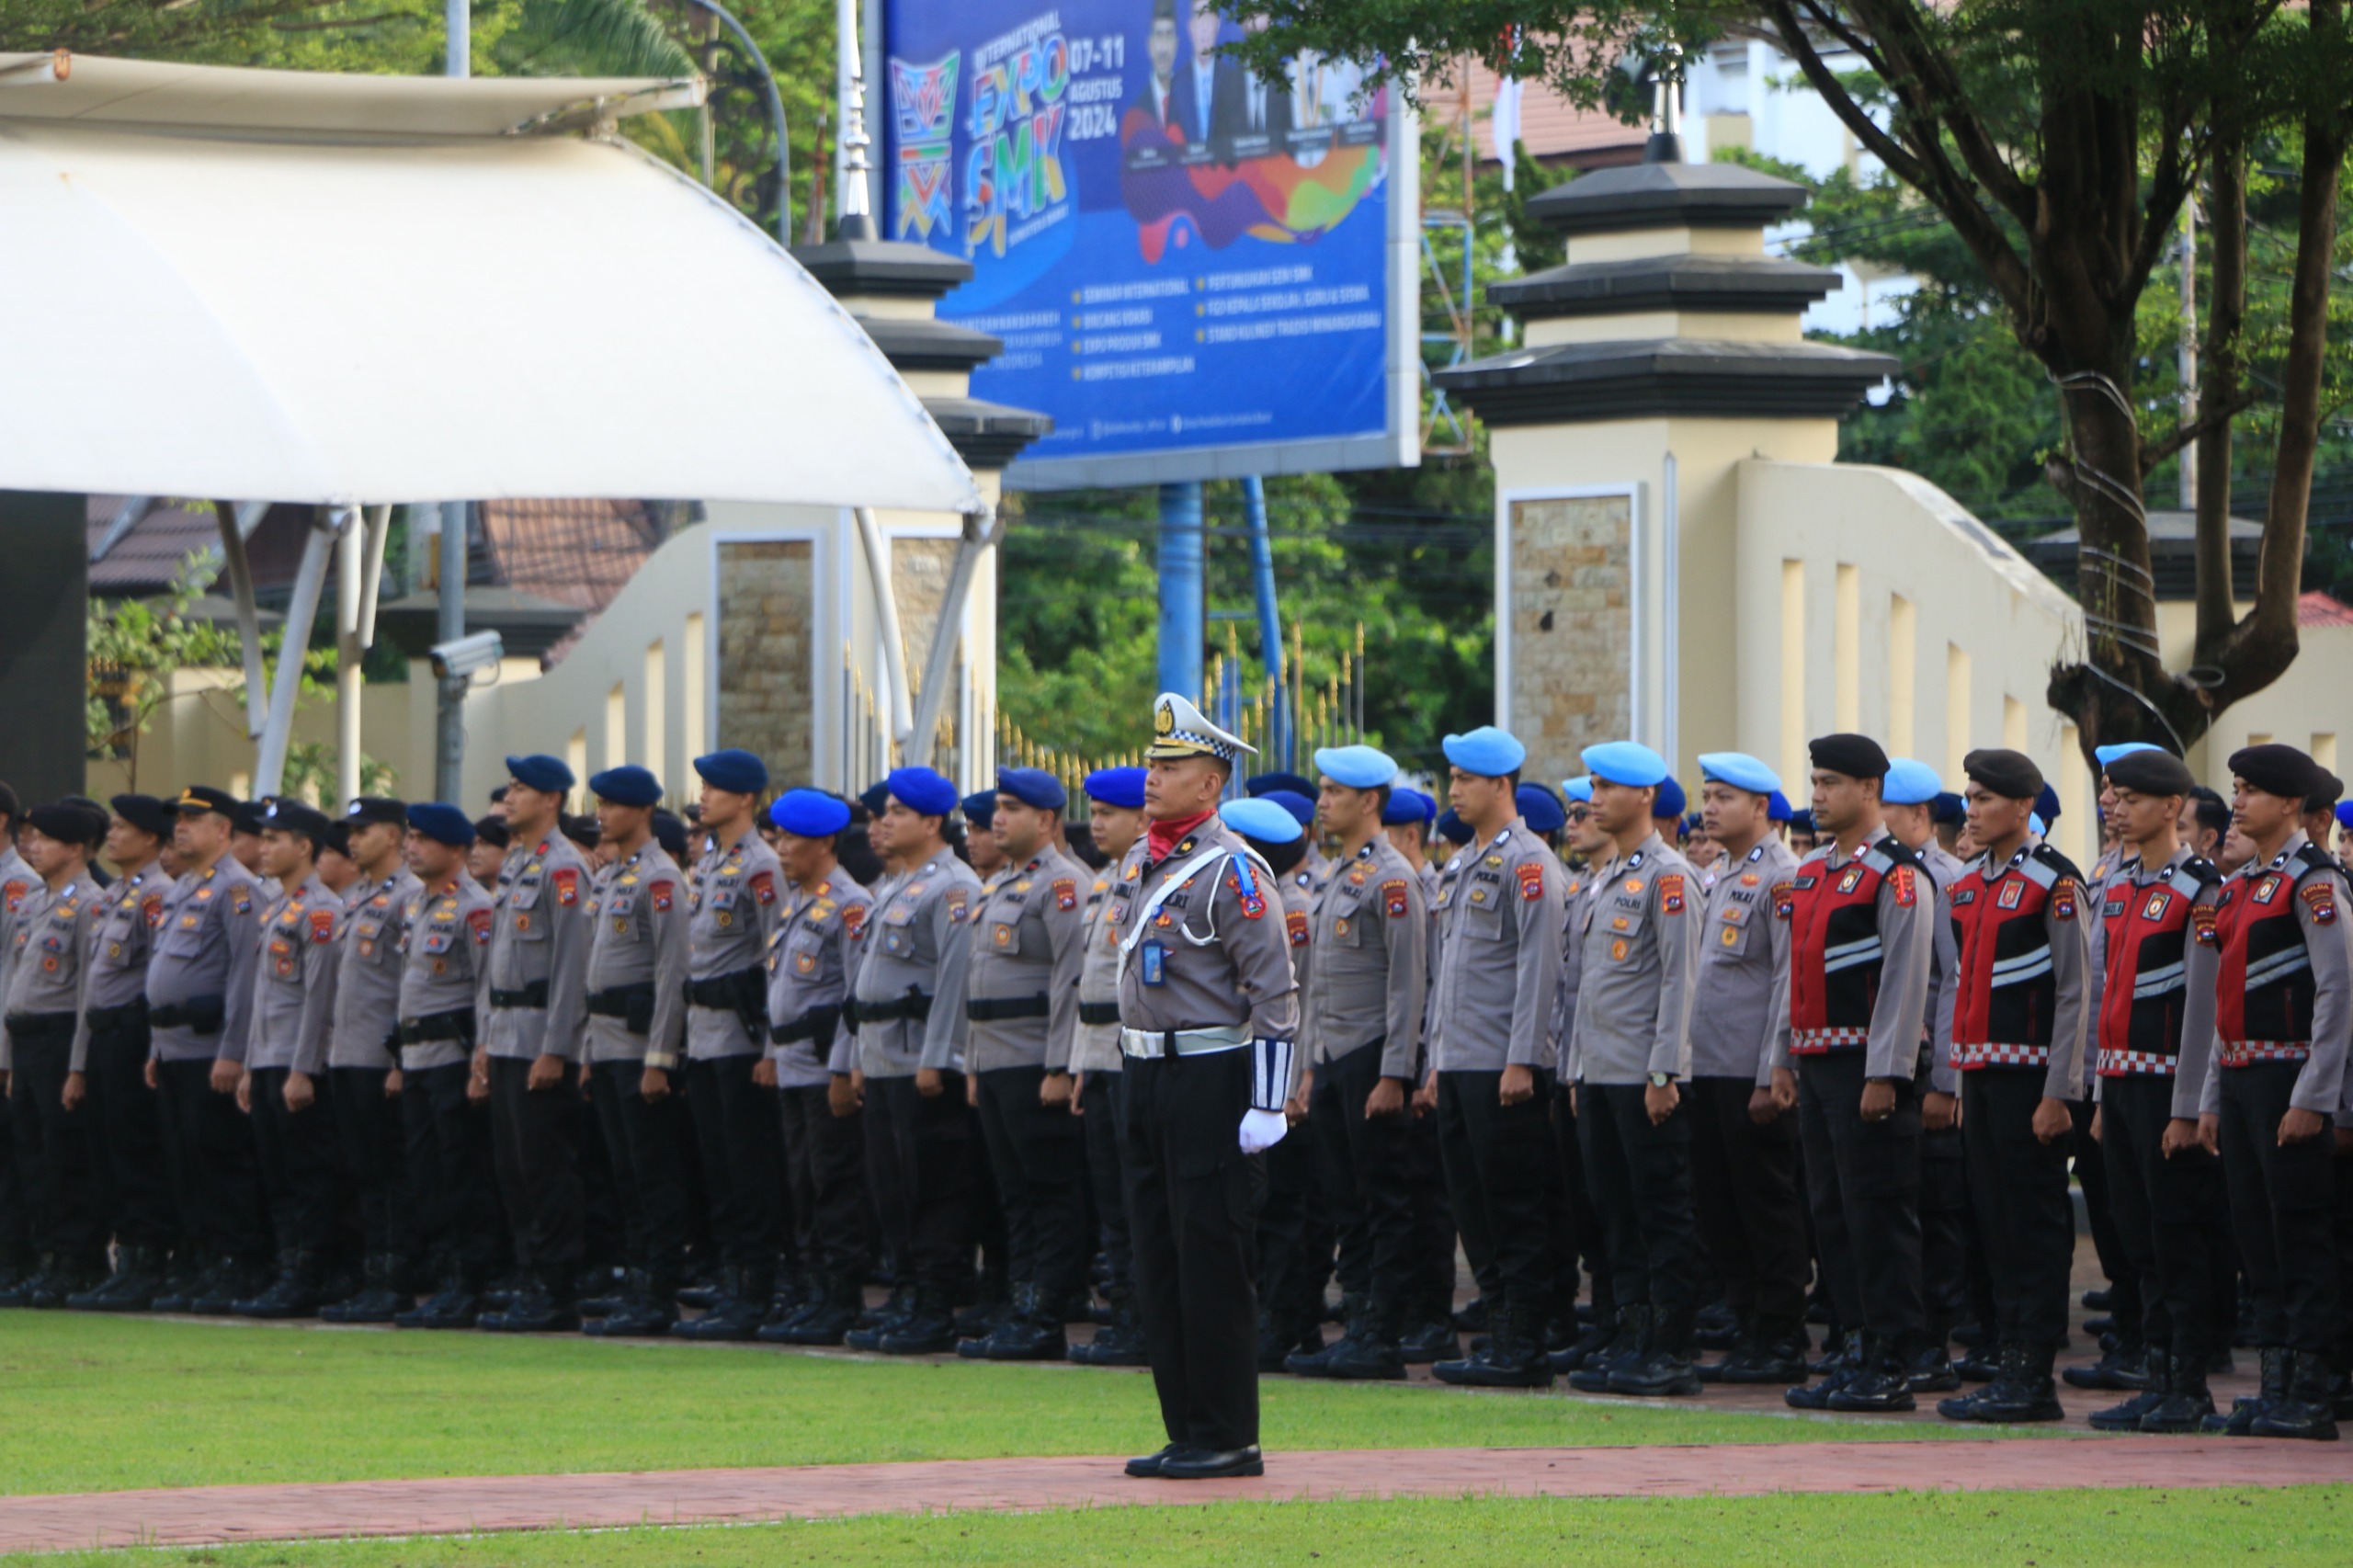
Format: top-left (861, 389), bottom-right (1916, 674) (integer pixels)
top-left (154, 1058), bottom-right (270, 1265)
top-left (1311, 1044), bottom-right (1416, 1312)
top-left (84, 1015), bottom-right (176, 1250)
top-left (588, 1060), bottom-right (691, 1289)
top-left (487, 1054), bottom-right (585, 1276)
top-left (1960, 1068), bottom-right (2073, 1351)
top-left (7, 1028), bottom-right (102, 1266)
top-left (1579, 1079), bottom-right (1707, 1318)
top-left (2099, 1073), bottom-right (2216, 1359)
top-left (1435, 1070), bottom-right (1556, 1318)
top-left (779, 1082), bottom-right (869, 1279)
top-left (2215, 1060), bottom-right (2340, 1354)
top-left (401, 1062), bottom-right (504, 1273)
top-left (974, 1063), bottom-right (1088, 1298)
top-left (0, 1100), bottom-right (24, 1271)
top-left (245, 1066), bottom-right (344, 1256)
top-left (1080, 1071), bottom-right (1133, 1297)
top-left (1254, 1105), bottom-right (1327, 1331)
top-left (686, 1054), bottom-right (788, 1277)
top-left (1685, 1075), bottom-right (1808, 1334)
top-left (2073, 1096), bottom-right (2141, 1329)
top-left (329, 1066), bottom-right (413, 1260)
top-left (1796, 1051), bottom-right (1924, 1345)
top-left (870, 1073), bottom-right (978, 1296)
top-left (1550, 1087), bottom-right (1611, 1318)
top-left (1919, 1122), bottom-right (1972, 1335)
top-left (1120, 1048), bottom-right (1257, 1453)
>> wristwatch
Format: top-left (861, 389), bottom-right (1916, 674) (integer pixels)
top-left (1649, 1071), bottom-right (1673, 1088)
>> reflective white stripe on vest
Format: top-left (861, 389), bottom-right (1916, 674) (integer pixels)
top-left (2243, 947), bottom-right (2313, 990)
top-left (1989, 950), bottom-right (2053, 987)
top-left (1821, 935), bottom-right (1883, 973)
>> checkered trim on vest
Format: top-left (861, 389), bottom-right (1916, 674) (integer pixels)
top-left (2097, 1048), bottom-right (2178, 1077)
top-left (1951, 1040), bottom-right (2051, 1070)
top-left (1790, 1026), bottom-right (1869, 1054)
top-left (2217, 1039), bottom-right (2312, 1068)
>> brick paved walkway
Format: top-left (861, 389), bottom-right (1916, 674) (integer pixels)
top-left (2, 1437), bottom-right (2345, 1555)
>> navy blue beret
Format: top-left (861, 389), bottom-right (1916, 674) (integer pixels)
top-left (1789, 810), bottom-right (1816, 834)
top-left (1931, 791), bottom-right (1965, 825)
top-left (1517, 782), bottom-right (1566, 835)
top-left (1382, 786), bottom-right (1435, 826)
top-left (1245, 770), bottom-right (1317, 799)
top-left (1768, 790), bottom-right (1792, 823)
top-left (1264, 789), bottom-right (1316, 828)
top-left (888, 767), bottom-right (959, 818)
top-left (407, 802), bottom-right (475, 846)
top-left (1436, 808), bottom-right (1473, 846)
top-left (588, 765), bottom-right (662, 808)
top-left (857, 781), bottom-right (892, 818)
top-left (1084, 767), bottom-right (1146, 810)
top-left (506, 754), bottom-right (575, 794)
top-left (694, 748), bottom-right (768, 796)
top-left (652, 809), bottom-right (688, 858)
top-left (770, 789), bottom-right (851, 838)
top-left (997, 767), bottom-right (1067, 811)
top-left (1653, 776), bottom-right (1687, 818)
top-left (961, 790), bottom-right (997, 828)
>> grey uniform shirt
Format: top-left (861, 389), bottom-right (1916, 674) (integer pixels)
top-left (583, 844), bottom-right (690, 1069)
top-left (146, 856), bottom-right (267, 1064)
top-left (853, 846), bottom-right (981, 1078)
top-left (1568, 832), bottom-right (1698, 1085)
top-left (397, 874), bottom-right (495, 1071)
top-left (1070, 863), bottom-right (1126, 1075)
top-left (1302, 836), bottom-right (1427, 1078)
top-left (70, 866), bottom-right (165, 1073)
top-left (0, 878), bottom-right (100, 1074)
top-left (0, 846), bottom-right (38, 1017)
top-left (1110, 816), bottom-right (1297, 1041)
top-left (1428, 818), bottom-right (1566, 1074)
top-left (959, 846), bottom-right (1087, 1074)
top-left (1685, 837), bottom-right (1800, 1087)
top-left (247, 874), bottom-right (341, 1075)
top-left (480, 830), bottom-right (594, 1063)
top-left (1915, 841), bottom-right (1965, 1096)
top-left (765, 869), bottom-right (871, 1088)
top-left (687, 827), bottom-right (785, 1062)
top-left (328, 869), bottom-right (423, 1071)
top-left (1549, 861), bottom-right (1598, 1082)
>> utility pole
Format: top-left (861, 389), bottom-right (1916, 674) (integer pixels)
top-left (434, 0), bottom-right (471, 804)
top-left (2178, 201), bottom-right (2198, 509)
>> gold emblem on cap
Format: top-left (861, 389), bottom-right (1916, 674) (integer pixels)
top-left (1154, 701), bottom-right (1175, 736)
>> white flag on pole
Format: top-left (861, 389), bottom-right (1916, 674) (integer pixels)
top-left (1492, 75), bottom-right (1524, 190)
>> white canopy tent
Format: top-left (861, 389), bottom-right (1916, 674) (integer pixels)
top-left (0, 53), bottom-right (986, 791)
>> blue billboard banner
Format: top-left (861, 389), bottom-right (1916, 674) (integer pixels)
top-left (881, 0), bottom-right (1417, 488)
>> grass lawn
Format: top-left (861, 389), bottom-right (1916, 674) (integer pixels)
top-left (0, 1312), bottom-right (2029, 1496)
top-left (6, 1488), bottom-right (2347, 1567)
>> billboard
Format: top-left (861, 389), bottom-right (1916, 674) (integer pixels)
top-left (879, 0), bottom-right (1418, 489)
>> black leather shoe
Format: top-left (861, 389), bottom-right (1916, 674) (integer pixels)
top-left (1159, 1445), bottom-right (1264, 1480)
top-left (478, 1275), bottom-right (579, 1334)
top-left (1706, 1335), bottom-right (1812, 1385)
top-left (1125, 1444), bottom-right (1188, 1478)
top-left (774, 1278), bottom-right (866, 1346)
top-left (233, 1253), bottom-right (326, 1320)
top-left (1953, 1345), bottom-right (2001, 1382)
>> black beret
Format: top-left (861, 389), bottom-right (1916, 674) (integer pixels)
top-left (2228, 743), bottom-right (2325, 802)
top-left (490, 785), bottom-right (509, 804)
top-left (2106, 749), bottom-right (2196, 797)
top-left (1963, 748), bottom-right (2044, 801)
top-left (172, 784), bottom-right (241, 819)
top-left (259, 798), bottom-right (333, 843)
top-left (473, 815), bottom-right (512, 850)
top-left (562, 813), bottom-right (602, 850)
top-left (110, 793), bottom-right (174, 839)
top-left (857, 781), bottom-right (892, 818)
top-left (317, 821), bottom-right (353, 858)
top-left (2306, 772), bottom-right (2344, 813)
top-left (0, 780), bottom-right (17, 822)
top-left (26, 802), bottom-right (104, 847)
top-left (1809, 733), bottom-right (1890, 780)
top-left (344, 796), bottom-right (408, 828)
top-left (232, 800), bottom-right (269, 835)
top-left (652, 808), bottom-right (688, 860)
top-left (1789, 810), bottom-right (1816, 835)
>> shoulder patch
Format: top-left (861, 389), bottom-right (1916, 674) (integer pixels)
top-left (308, 908), bottom-right (336, 944)
top-left (1772, 881), bottom-right (1797, 921)
top-left (1285, 908), bottom-right (1309, 947)
top-left (2190, 900), bottom-right (2221, 946)
top-left (2052, 878), bottom-right (2078, 921)
top-left (1657, 871), bottom-right (1686, 915)
top-left (650, 880), bottom-right (675, 913)
top-left (843, 903), bottom-right (869, 939)
top-left (2301, 881), bottom-right (2338, 926)
top-left (1517, 861), bottom-right (1545, 902)
top-left (1891, 865), bottom-right (1916, 908)
top-left (467, 908), bottom-right (494, 944)
top-left (750, 869), bottom-right (777, 905)
top-left (1052, 876), bottom-right (1077, 912)
top-left (946, 888), bottom-right (971, 924)
top-left (1381, 877), bottom-right (1409, 918)
top-left (551, 868), bottom-right (580, 906)
top-left (142, 893), bottom-right (165, 927)
top-left (231, 889), bottom-right (253, 915)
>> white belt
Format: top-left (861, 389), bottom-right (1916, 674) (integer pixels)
top-left (1120, 1024), bottom-right (1248, 1060)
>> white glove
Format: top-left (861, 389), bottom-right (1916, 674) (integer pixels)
top-left (1239, 1107), bottom-right (1289, 1154)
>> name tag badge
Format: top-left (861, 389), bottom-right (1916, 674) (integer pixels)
top-left (1139, 939), bottom-right (1167, 987)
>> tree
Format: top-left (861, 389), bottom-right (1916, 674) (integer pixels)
top-left (1232, 0), bottom-right (2353, 758)
top-left (86, 555), bottom-right (248, 790)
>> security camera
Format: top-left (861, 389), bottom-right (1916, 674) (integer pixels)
top-left (429, 630), bottom-right (505, 681)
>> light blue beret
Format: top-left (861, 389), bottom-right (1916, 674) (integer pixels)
top-left (1561, 776), bottom-right (1593, 804)
top-left (1442, 726), bottom-right (1527, 778)
top-left (1313, 744), bottom-right (1399, 790)
top-left (2095, 742), bottom-right (2164, 770)
top-left (1881, 757), bottom-right (1944, 807)
top-left (1698, 752), bottom-right (1781, 796)
top-left (1221, 797), bottom-right (1302, 845)
top-left (1581, 741), bottom-right (1668, 789)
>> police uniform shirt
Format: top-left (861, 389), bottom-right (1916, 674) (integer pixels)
top-left (397, 873), bottom-right (495, 1071)
top-left (687, 827), bottom-right (785, 1061)
top-left (853, 846), bottom-right (981, 1079)
top-left (1568, 831), bottom-right (1698, 1085)
top-left (0, 877), bottom-right (100, 1074)
top-left (766, 869), bottom-right (870, 1087)
top-left (247, 874), bottom-right (341, 1076)
top-left (1110, 815), bottom-right (1298, 1041)
top-left (0, 844), bottom-right (35, 1006)
top-left (1069, 864), bottom-right (1125, 1077)
top-left (1426, 816), bottom-right (1565, 1074)
top-left (1685, 837), bottom-right (1801, 1088)
top-left (1302, 836), bottom-right (1426, 1079)
top-left (957, 846), bottom-right (1087, 1075)
top-left (68, 866), bottom-right (165, 1074)
top-left (2192, 829), bottom-right (2353, 1120)
top-left (480, 830), bottom-right (594, 1063)
top-left (146, 856), bottom-right (267, 1065)
top-left (1918, 841), bottom-right (1965, 1094)
top-left (581, 844), bottom-right (689, 1070)
top-left (327, 869), bottom-right (424, 1071)
top-left (1550, 864), bottom-right (1599, 1082)
top-left (1768, 837), bottom-right (1938, 1084)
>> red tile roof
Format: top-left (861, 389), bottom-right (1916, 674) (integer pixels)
top-left (1436, 60), bottom-right (1646, 171)
top-left (2298, 590), bottom-right (2353, 627)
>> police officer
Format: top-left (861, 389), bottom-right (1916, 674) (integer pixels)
top-left (1382, 782), bottom-right (1462, 1358)
top-left (0, 782), bottom-right (33, 1300)
top-left (2192, 743), bottom-right (2350, 1439)
top-left (0, 802), bottom-right (108, 1306)
top-left (757, 789), bottom-right (874, 1346)
top-left (957, 767), bottom-right (1090, 1359)
top-left (1116, 694), bottom-right (1298, 1483)
top-left (308, 796), bottom-right (423, 1324)
top-left (1682, 752), bottom-right (1809, 1385)
top-left (63, 794), bottom-right (178, 1311)
top-left (393, 804), bottom-right (504, 1329)
top-left (847, 765), bottom-right (982, 1355)
top-left (1934, 749), bottom-right (2089, 1425)
top-left (963, 791), bottom-right (1006, 881)
top-left (145, 786), bottom-right (273, 1314)
top-left (571, 765), bottom-right (691, 1337)
top-left (1561, 742), bottom-right (1705, 1398)
top-left (1068, 766), bottom-right (1149, 1367)
top-left (1425, 725), bottom-right (1566, 1390)
top-left (475, 754), bottom-right (594, 1333)
top-left (1288, 744), bottom-right (1426, 1381)
top-left (1770, 734), bottom-right (1935, 1414)
top-left (229, 799), bottom-right (343, 1318)
top-left (666, 748), bottom-right (788, 1339)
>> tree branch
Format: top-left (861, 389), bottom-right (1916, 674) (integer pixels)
top-left (2139, 388), bottom-right (2255, 478)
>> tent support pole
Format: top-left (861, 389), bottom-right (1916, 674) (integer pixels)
top-left (854, 506), bottom-right (916, 748)
top-left (212, 501), bottom-right (271, 741)
top-left (335, 514), bottom-right (366, 805)
top-left (904, 506), bottom-right (998, 773)
top-left (255, 508), bottom-right (344, 797)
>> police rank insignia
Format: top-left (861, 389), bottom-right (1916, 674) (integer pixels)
top-left (1381, 878), bottom-right (1409, 918)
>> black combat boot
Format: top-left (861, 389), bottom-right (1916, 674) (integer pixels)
top-left (1786, 1328), bottom-right (1863, 1410)
top-left (1693, 1298), bottom-right (1741, 1350)
top-left (951, 1271), bottom-right (1013, 1339)
top-left (1609, 1307), bottom-right (1702, 1397)
top-left (1437, 1301), bottom-right (1553, 1388)
top-left (586, 1270), bottom-right (680, 1337)
top-left (959, 1282), bottom-right (1067, 1361)
top-left (2205, 1346), bottom-right (2290, 1435)
top-left (1285, 1292), bottom-right (1368, 1377)
top-left (1954, 1341), bottom-right (2064, 1423)
top-left (1314, 1295), bottom-right (1408, 1381)
top-left (1827, 1335), bottom-right (1918, 1413)
top-left (2090, 1346), bottom-right (2170, 1431)
top-left (70, 1246), bottom-right (168, 1312)
top-left (2249, 1350), bottom-right (2343, 1441)
top-left (397, 1258), bottom-right (484, 1330)
top-left (478, 1267), bottom-right (580, 1333)
top-left (1568, 1305), bottom-right (1649, 1392)
top-left (2064, 1333), bottom-right (2151, 1392)
top-left (150, 1254), bottom-right (216, 1314)
top-left (756, 1269), bottom-right (809, 1337)
top-left (233, 1250), bottom-right (326, 1319)
top-left (1400, 1316), bottom-right (1461, 1364)
top-left (674, 1264), bottom-right (770, 1341)
top-left (1550, 1310), bottom-right (1619, 1375)
top-left (844, 1284), bottom-right (917, 1351)
top-left (1074, 1292), bottom-right (1149, 1366)
top-left (878, 1286), bottom-right (959, 1354)
top-left (320, 1254), bottom-right (408, 1324)
top-left (775, 1274), bottom-right (865, 1346)
top-left (1904, 1320), bottom-right (1961, 1393)
top-left (2138, 1347), bottom-right (2216, 1433)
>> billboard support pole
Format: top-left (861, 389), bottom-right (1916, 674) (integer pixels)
top-left (1242, 474), bottom-right (1286, 768)
top-left (1156, 481), bottom-right (1204, 702)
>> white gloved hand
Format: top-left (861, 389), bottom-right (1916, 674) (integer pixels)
top-left (1238, 1107), bottom-right (1289, 1154)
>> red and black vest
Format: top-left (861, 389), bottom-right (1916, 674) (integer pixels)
top-left (2211, 841), bottom-right (2341, 1066)
top-left (1785, 835), bottom-right (1925, 1054)
top-left (2095, 855), bottom-right (2219, 1076)
top-left (1949, 842), bottom-right (2084, 1070)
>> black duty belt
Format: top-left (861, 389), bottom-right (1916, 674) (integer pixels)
top-left (856, 988), bottom-right (933, 1024)
top-left (685, 968), bottom-right (761, 1009)
top-left (1078, 1001), bottom-right (1121, 1027)
top-left (966, 994), bottom-right (1050, 1023)
top-left (147, 995), bottom-right (225, 1034)
top-left (399, 1007), bottom-right (476, 1047)
top-left (85, 998), bottom-right (151, 1035)
top-left (585, 983), bottom-right (655, 1035)
top-left (488, 981), bottom-right (550, 1010)
top-left (770, 1004), bottom-right (842, 1050)
top-left (3, 1011), bottom-right (75, 1040)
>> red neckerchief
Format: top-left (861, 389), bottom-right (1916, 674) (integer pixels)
top-left (1146, 808), bottom-right (1216, 864)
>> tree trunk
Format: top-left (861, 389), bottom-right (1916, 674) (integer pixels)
top-left (2193, 136), bottom-right (2246, 662)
